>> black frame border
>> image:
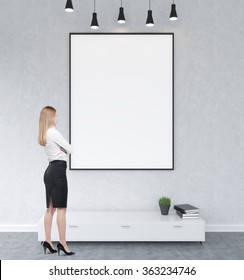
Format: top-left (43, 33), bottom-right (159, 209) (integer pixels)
top-left (69, 33), bottom-right (174, 170)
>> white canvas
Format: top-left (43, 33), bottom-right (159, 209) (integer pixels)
top-left (70, 34), bottom-right (173, 169)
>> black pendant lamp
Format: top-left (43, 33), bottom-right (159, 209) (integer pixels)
top-left (169, 1), bottom-right (178, 21)
top-left (118, 0), bottom-right (126, 23)
top-left (91, 0), bottom-right (99, 29)
top-left (146, 0), bottom-right (154, 27)
top-left (65, 0), bottom-right (73, 12)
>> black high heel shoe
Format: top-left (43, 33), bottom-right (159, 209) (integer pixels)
top-left (41, 241), bottom-right (57, 254)
top-left (57, 242), bottom-right (75, 256)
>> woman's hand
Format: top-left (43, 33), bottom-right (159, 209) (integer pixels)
top-left (60, 147), bottom-right (67, 154)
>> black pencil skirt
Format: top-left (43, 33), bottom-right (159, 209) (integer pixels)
top-left (43, 160), bottom-right (68, 208)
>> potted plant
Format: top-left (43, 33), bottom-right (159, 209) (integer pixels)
top-left (158, 196), bottom-right (171, 215)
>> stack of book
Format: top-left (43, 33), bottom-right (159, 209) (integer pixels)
top-left (174, 204), bottom-right (199, 219)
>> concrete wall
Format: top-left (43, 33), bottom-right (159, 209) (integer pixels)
top-left (0, 0), bottom-right (244, 230)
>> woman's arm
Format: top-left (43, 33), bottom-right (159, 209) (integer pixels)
top-left (49, 128), bottom-right (73, 154)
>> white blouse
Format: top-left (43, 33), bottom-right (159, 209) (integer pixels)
top-left (44, 126), bottom-right (73, 162)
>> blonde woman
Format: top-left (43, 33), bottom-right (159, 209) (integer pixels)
top-left (38, 106), bottom-right (75, 256)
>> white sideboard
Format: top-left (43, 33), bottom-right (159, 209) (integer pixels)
top-left (38, 211), bottom-right (205, 242)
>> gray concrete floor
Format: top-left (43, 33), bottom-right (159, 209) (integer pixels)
top-left (0, 232), bottom-right (244, 260)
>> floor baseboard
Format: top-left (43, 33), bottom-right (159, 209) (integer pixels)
top-left (0, 225), bottom-right (38, 232)
top-left (206, 224), bottom-right (244, 232)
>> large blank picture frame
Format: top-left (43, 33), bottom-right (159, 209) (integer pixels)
top-left (69, 33), bottom-right (174, 170)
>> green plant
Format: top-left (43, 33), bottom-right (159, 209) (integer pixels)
top-left (158, 196), bottom-right (171, 206)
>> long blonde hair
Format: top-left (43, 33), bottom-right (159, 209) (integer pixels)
top-left (38, 106), bottom-right (56, 146)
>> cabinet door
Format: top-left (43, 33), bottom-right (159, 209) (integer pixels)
top-left (65, 222), bottom-right (205, 241)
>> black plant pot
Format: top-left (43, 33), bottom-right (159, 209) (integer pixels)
top-left (159, 204), bottom-right (170, 215)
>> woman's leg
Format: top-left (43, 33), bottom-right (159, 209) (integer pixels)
top-left (44, 198), bottom-right (56, 248)
top-left (57, 208), bottom-right (71, 252)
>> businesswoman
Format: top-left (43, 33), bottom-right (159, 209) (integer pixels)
top-left (38, 106), bottom-right (75, 256)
